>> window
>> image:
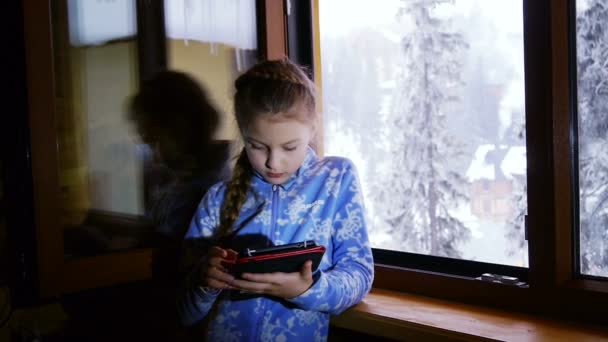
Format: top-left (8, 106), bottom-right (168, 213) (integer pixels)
top-left (575, 0), bottom-right (608, 279)
top-left (52, 0), bottom-right (261, 260)
top-left (16, 0), bottom-right (608, 323)
top-left (56, 0), bottom-right (144, 259)
top-left (306, 0), bottom-right (608, 324)
top-left (19, 0), bottom-right (285, 297)
top-left (318, 0), bottom-right (527, 267)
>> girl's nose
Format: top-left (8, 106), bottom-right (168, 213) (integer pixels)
top-left (265, 151), bottom-right (279, 170)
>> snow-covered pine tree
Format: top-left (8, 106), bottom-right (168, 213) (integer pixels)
top-left (373, 0), bottom-right (470, 257)
top-left (505, 119), bottom-right (527, 263)
top-left (576, 0), bottom-right (608, 276)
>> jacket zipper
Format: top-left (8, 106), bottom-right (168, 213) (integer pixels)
top-left (271, 184), bottom-right (279, 241)
top-left (254, 184), bottom-right (278, 341)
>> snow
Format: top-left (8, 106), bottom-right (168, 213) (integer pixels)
top-left (449, 201), bottom-right (482, 238)
top-left (466, 144), bottom-right (496, 181)
top-left (466, 144), bottom-right (526, 181)
top-left (320, 0), bottom-right (531, 266)
top-left (498, 80), bottom-right (525, 139)
top-left (501, 146), bottom-right (527, 178)
top-left (319, 0), bottom-right (401, 37)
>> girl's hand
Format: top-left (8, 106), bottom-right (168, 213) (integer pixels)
top-left (230, 260), bottom-right (314, 299)
top-left (200, 246), bottom-right (237, 290)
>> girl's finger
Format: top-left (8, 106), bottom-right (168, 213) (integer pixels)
top-left (207, 278), bottom-right (230, 290)
top-left (207, 266), bottom-right (235, 283)
top-left (230, 278), bottom-right (271, 293)
top-left (300, 260), bottom-right (313, 278)
top-left (208, 246), bottom-right (227, 258)
top-left (241, 272), bottom-right (282, 284)
top-left (208, 256), bottom-right (227, 267)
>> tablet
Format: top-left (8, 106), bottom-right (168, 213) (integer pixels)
top-left (222, 240), bottom-right (325, 277)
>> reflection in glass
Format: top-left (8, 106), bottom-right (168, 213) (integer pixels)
top-left (164, 0), bottom-right (258, 140)
top-left (54, 0), bottom-right (258, 260)
top-left (55, 0), bottom-right (144, 259)
top-left (576, 0), bottom-right (608, 278)
top-left (128, 71), bottom-right (230, 240)
top-left (67, 0), bottom-right (137, 46)
top-left (320, 0), bottom-right (527, 266)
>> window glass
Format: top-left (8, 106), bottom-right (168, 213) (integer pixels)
top-left (54, 0), bottom-right (258, 259)
top-left (164, 0), bottom-right (258, 140)
top-left (319, 0), bottom-right (528, 266)
top-left (576, 0), bottom-right (608, 278)
top-left (55, 0), bottom-right (143, 259)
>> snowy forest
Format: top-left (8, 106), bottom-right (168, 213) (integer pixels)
top-left (577, 0), bottom-right (608, 277)
top-left (320, 0), bottom-right (607, 277)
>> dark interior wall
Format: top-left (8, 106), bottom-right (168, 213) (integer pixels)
top-left (0, 0), bottom-right (13, 289)
top-left (0, 2), bottom-right (13, 287)
top-left (2, 0), bottom-right (38, 302)
top-left (0, 160), bottom-right (6, 286)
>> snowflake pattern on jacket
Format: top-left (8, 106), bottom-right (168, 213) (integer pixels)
top-left (178, 147), bottom-right (374, 341)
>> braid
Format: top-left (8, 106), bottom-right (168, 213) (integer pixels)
top-left (218, 149), bottom-right (252, 242)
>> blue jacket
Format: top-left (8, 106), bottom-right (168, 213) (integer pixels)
top-left (178, 147), bottom-right (374, 341)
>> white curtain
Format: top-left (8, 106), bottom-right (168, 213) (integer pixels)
top-left (68, 0), bottom-right (137, 47)
top-left (67, 0), bottom-right (257, 50)
top-left (164, 0), bottom-right (257, 50)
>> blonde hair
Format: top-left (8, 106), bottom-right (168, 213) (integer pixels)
top-left (217, 59), bottom-right (316, 241)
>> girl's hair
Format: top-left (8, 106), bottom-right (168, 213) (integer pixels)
top-left (217, 58), bottom-right (316, 241)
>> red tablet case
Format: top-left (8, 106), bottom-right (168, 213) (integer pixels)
top-left (222, 242), bottom-right (326, 277)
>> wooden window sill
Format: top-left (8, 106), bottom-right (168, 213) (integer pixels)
top-left (330, 288), bottom-right (608, 341)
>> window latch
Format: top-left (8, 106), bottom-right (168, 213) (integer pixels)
top-left (524, 214), bottom-right (528, 241)
top-left (476, 273), bottom-right (528, 288)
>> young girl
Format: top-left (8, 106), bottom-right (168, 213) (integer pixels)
top-left (178, 59), bottom-right (374, 341)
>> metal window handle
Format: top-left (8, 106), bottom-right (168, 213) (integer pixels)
top-left (524, 214), bottom-right (528, 241)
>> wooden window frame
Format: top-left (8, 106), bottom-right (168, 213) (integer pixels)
top-left (258, 0), bottom-right (288, 61)
top-left (19, 0), bottom-right (288, 299)
top-left (18, 0), bottom-right (608, 324)
top-left (309, 0), bottom-right (608, 325)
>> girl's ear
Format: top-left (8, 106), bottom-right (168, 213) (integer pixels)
top-left (309, 121), bottom-right (319, 144)
top-left (311, 121), bottom-right (318, 137)
top-left (308, 119), bottom-right (321, 152)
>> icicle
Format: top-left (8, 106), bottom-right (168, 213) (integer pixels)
top-left (209, 0), bottom-right (215, 53)
top-left (236, 49), bottom-right (243, 71)
top-left (183, 0), bottom-right (189, 46)
top-left (210, 42), bottom-right (219, 55)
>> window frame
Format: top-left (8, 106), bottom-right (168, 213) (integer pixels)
top-left (309, 0), bottom-right (608, 325)
top-left (15, 0), bottom-right (608, 324)
top-left (17, 0), bottom-right (289, 299)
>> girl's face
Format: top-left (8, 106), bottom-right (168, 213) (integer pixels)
top-left (243, 113), bottom-right (315, 185)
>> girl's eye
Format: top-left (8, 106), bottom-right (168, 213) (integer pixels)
top-left (284, 146), bottom-right (297, 152)
top-left (248, 142), bottom-right (264, 150)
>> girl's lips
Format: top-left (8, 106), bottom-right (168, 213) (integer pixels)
top-left (266, 172), bottom-right (285, 178)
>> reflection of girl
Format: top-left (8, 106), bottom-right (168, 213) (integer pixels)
top-left (178, 59), bottom-right (374, 341)
top-left (129, 71), bottom-right (230, 239)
